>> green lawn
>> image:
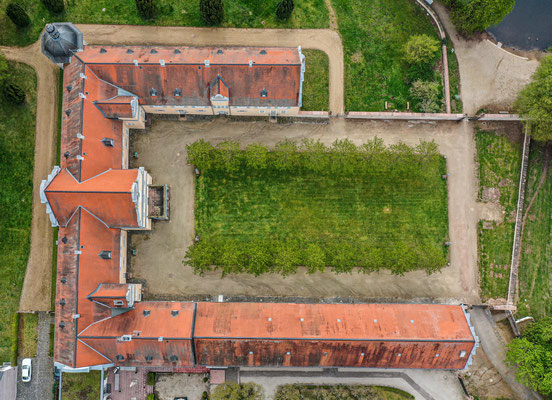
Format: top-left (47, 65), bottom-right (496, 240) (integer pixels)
top-left (331, 0), bottom-right (442, 111)
top-left (62, 371), bottom-right (101, 400)
top-left (0, 61), bottom-right (36, 362)
top-left (476, 129), bottom-right (521, 300)
top-left (18, 313), bottom-right (37, 358)
top-left (517, 142), bottom-right (552, 319)
top-left (275, 385), bottom-right (414, 400)
top-left (188, 139), bottom-right (448, 276)
top-left (301, 49), bottom-right (329, 111)
top-left (0, 0), bottom-right (329, 46)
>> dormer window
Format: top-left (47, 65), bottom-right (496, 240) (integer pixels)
top-left (150, 88), bottom-right (158, 97)
top-left (116, 354), bottom-right (124, 361)
top-left (171, 310), bottom-right (179, 317)
top-left (260, 89), bottom-right (268, 98)
top-left (101, 138), bottom-right (114, 147)
top-left (98, 250), bottom-right (112, 260)
top-left (145, 355), bottom-right (153, 361)
top-left (170, 355), bottom-right (178, 362)
top-left (143, 310), bottom-right (151, 317)
top-left (174, 88), bottom-right (182, 97)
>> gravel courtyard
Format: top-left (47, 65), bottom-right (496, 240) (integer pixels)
top-left (129, 117), bottom-right (480, 303)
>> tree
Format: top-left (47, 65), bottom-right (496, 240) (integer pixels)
top-left (211, 383), bottom-right (264, 400)
top-left (272, 139), bottom-right (300, 171)
top-left (199, 0), bottom-right (224, 26)
top-left (214, 140), bottom-right (241, 172)
top-left (514, 55), bottom-right (552, 141)
top-left (3, 82), bottom-right (25, 105)
top-left (409, 80), bottom-right (441, 113)
top-left (507, 318), bottom-right (552, 396)
top-left (135, 0), bottom-right (157, 20)
top-left (276, 0), bottom-right (294, 21)
top-left (41, 0), bottom-right (64, 13)
top-left (186, 139), bottom-right (215, 170)
top-left (6, 3), bottom-right (30, 27)
top-left (300, 139), bottom-right (328, 172)
top-left (450, 0), bottom-right (515, 36)
top-left (244, 143), bottom-right (269, 170)
top-left (403, 34), bottom-right (440, 64)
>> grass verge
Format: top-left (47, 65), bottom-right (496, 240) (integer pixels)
top-left (517, 141), bottom-right (552, 319)
top-left (0, 0), bottom-right (329, 46)
top-left (476, 128), bottom-right (521, 300)
top-left (301, 49), bottom-right (329, 111)
top-left (188, 139), bottom-right (448, 276)
top-left (446, 37), bottom-right (462, 113)
top-left (274, 385), bottom-right (414, 400)
top-left (0, 61), bottom-right (37, 362)
top-left (62, 371), bottom-right (101, 400)
top-left (331, 0), bottom-right (442, 111)
top-left (18, 313), bottom-right (38, 358)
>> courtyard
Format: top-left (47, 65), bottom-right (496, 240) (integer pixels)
top-left (129, 117), bottom-right (480, 303)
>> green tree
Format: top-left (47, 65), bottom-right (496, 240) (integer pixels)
top-left (403, 34), bottom-right (440, 64)
top-left (409, 80), bottom-right (441, 113)
top-left (199, 0), bottom-right (224, 26)
top-left (3, 82), bottom-right (25, 104)
top-left (300, 139), bottom-right (328, 172)
top-left (303, 243), bottom-right (326, 274)
top-left (186, 139), bottom-right (215, 170)
top-left (514, 55), bottom-right (552, 141)
top-left (330, 138), bottom-right (360, 174)
top-left (215, 140), bottom-right (241, 172)
top-left (211, 383), bottom-right (264, 400)
top-left (6, 3), bottom-right (30, 27)
top-left (507, 334), bottom-right (552, 395)
top-left (272, 139), bottom-right (300, 171)
top-left (41, 0), bottom-right (64, 13)
top-left (244, 143), bottom-right (269, 170)
top-left (276, 0), bottom-right (294, 21)
top-left (135, 0), bottom-right (157, 20)
top-left (450, 0), bottom-right (515, 36)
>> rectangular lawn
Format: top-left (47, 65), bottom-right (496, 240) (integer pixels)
top-left (189, 140), bottom-right (448, 276)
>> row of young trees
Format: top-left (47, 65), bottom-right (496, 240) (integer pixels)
top-left (186, 236), bottom-right (446, 277)
top-left (135, 0), bottom-right (295, 24)
top-left (0, 52), bottom-right (26, 105)
top-left (186, 138), bottom-right (442, 178)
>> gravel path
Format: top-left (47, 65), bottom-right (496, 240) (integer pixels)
top-left (0, 43), bottom-right (59, 312)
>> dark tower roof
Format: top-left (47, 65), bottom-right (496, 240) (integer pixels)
top-left (41, 23), bottom-right (83, 64)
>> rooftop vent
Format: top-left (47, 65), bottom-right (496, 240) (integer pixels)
top-left (65, 109), bottom-right (72, 116)
top-left (170, 355), bottom-right (178, 362)
top-left (101, 137), bottom-right (114, 147)
top-left (59, 299), bottom-right (66, 306)
top-left (143, 310), bottom-right (151, 317)
top-left (61, 236), bottom-right (68, 244)
top-left (173, 88), bottom-right (182, 97)
top-left (150, 49), bottom-right (158, 54)
top-left (116, 354), bottom-right (124, 361)
top-left (260, 89), bottom-right (268, 98)
top-left (63, 151), bottom-right (70, 159)
top-left (98, 250), bottom-right (112, 260)
top-left (59, 321), bottom-right (65, 329)
top-left (260, 50), bottom-right (267, 55)
top-left (145, 355), bottom-right (153, 361)
top-left (171, 310), bottom-right (179, 317)
top-left (150, 88), bottom-right (158, 97)
top-left (217, 49), bottom-right (223, 54)
top-left (100, 48), bottom-right (107, 54)
top-left (174, 49), bottom-right (181, 54)
top-left (121, 335), bottom-right (132, 342)
top-left (60, 277), bottom-right (67, 284)
top-left (126, 49), bottom-right (134, 54)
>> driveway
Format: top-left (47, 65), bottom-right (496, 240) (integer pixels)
top-left (16, 312), bottom-right (54, 400)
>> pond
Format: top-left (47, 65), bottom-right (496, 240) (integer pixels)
top-left (487, 0), bottom-right (552, 51)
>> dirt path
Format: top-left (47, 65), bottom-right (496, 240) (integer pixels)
top-left (76, 25), bottom-right (345, 116)
top-left (433, 2), bottom-right (539, 115)
top-left (0, 43), bottom-right (59, 312)
top-left (324, 0), bottom-right (339, 31)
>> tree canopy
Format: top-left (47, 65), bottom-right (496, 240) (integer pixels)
top-left (445, 0), bottom-right (515, 36)
top-left (403, 34), bottom-right (440, 65)
top-left (199, 0), bottom-right (224, 26)
top-left (211, 383), bottom-right (264, 400)
top-left (506, 318), bottom-right (552, 395)
top-left (514, 55), bottom-right (552, 141)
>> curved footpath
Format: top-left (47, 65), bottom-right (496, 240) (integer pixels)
top-left (0, 42), bottom-right (59, 312)
top-left (77, 25), bottom-right (345, 116)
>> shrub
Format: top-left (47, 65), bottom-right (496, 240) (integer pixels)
top-left (41, 0), bottom-right (64, 13)
top-left (6, 3), bottom-right (30, 27)
top-left (211, 383), bottom-right (264, 400)
top-left (0, 51), bottom-right (9, 85)
top-left (276, 0), bottom-right (294, 21)
top-left (202, 390), bottom-right (209, 400)
top-left (10, 313), bottom-right (19, 367)
top-left (403, 34), bottom-right (440, 65)
top-left (199, 0), bottom-right (224, 26)
top-left (146, 394), bottom-right (157, 400)
top-left (409, 80), bottom-right (441, 113)
top-left (3, 81), bottom-right (26, 105)
top-left (146, 372), bottom-right (156, 386)
top-left (135, 0), bottom-right (157, 20)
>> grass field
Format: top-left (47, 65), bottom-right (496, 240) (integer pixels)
top-left (275, 385), bottom-right (414, 400)
top-left (331, 0), bottom-right (442, 111)
top-left (0, 0), bottom-right (328, 46)
top-left (301, 49), bottom-right (329, 111)
top-left (0, 61), bottom-right (36, 362)
top-left (476, 129), bottom-right (521, 300)
top-left (62, 371), bottom-right (101, 400)
top-left (18, 313), bottom-right (37, 358)
top-left (517, 141), bottom-right (552, 319)
top-left (189, 140), bottom-right (448, 276)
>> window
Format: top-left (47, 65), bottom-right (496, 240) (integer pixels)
top-left (114, 300), bottom-right (125, 306)
top-left (98, 250), bottom-right (112, 259)
top-left (174, 88), bottom-right (182, 97)
top-left (260, 89), bottom-right (268, 98)
top-left (460, 350), bottom-right (467, 358)
top-left (101, 138), bottom-right (114, 148)
top-left (150, 88), bottom-right (158, 97)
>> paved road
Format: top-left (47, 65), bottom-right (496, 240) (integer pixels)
top-left (17, 312), bottom-right (54, 400)
top-left (469, 307), bottom-right (542, 400)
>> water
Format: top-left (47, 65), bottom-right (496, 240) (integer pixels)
top-left (487, 0), bottom-right (552, 51)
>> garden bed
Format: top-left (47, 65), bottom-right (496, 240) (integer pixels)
top-left (275, 385), bottom-right (414, 400)
top-left (187, 138), bottom-right (449, 276)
